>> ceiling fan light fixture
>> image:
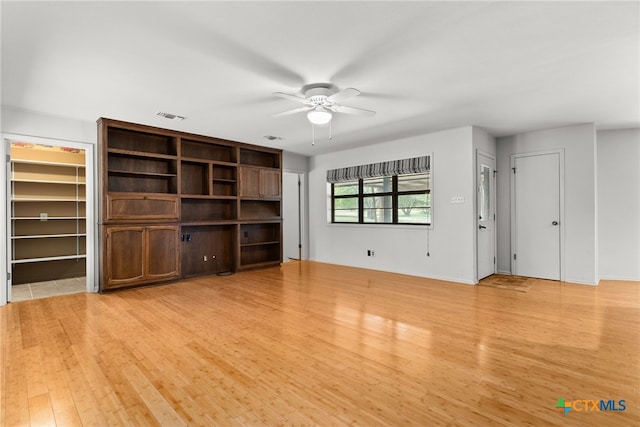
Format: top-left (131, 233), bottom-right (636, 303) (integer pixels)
top-left (307, 106), bottom-right (332, 125)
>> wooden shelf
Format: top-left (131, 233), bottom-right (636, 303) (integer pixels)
top-left (109, 169), bottom-right (178, 178)
top-left (108, 148), bottom-right (177, 160)
top-left (180, 220), bottom-right (238, 226)
top-left (180, 195), bottom-right (237, 200)
top-left (240, 241), bottom-right (280, 247)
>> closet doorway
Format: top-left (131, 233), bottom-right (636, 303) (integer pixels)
top-left (5, 137), bottom-right (94, 302)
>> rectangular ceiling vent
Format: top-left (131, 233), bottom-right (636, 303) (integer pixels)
top-left (156, 112), bottom-right (185, 121)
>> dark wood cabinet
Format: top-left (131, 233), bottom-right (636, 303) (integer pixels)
top-left (98, 118), bottom-right (283, 291)
top-left (104, 225), bottom-right (179, 290)
top-left (239, 167), bottom-right (281, 199)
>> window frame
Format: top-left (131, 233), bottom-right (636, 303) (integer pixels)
top-left (331, 172), bottom-right (431, 226)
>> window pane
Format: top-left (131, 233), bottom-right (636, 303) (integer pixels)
top-left (334, 196), bottom-right (359, 222)
top-left (363, 176), bottom-right (392, 194)
top-left (363, 195), bottom-right (392, 223)
top-left (479, 164), bottom-right (490, 220)
top-left (334, 181), bottom-right (358, 196)
top-left (398, 173), bottom-right (429, 192)
top-left (398, 194), bottom-right (430, 224)
top-left (363, 209), bottom-right (393, 223)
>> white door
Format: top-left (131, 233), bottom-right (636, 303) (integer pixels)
top-left (477, 152), bottom-right (495, 280)
top-left (512, 152), bottom-right (561, 280)
top-left (282, 172), bottom-right (300, 261)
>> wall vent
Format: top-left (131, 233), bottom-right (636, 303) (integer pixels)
top-left (156, 112), bottom-right (185, 121)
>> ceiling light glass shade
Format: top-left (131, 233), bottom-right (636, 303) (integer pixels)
top-left (307, 107), bottom-right (332, 125)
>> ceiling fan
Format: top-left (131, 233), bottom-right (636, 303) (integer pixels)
top-left (273, 83), bottom-right (376, 126)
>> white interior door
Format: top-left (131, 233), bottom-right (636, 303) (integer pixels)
top-left (477, 152), bottom-right (495, 280)
top-left (512, 152), bottom-right (561, 280)
top-left (282, 172), bottom-right (301, 261)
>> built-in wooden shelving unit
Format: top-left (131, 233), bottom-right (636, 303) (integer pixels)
top-left (98, 118), bottom-right (282, 291)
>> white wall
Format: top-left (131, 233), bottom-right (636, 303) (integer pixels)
top-left (2, 106), bottom-right (97, 144)
top-left (496, 123), bottom-right (598, 284)
top-left (309, 126), bottom-right (478, 284)
top-left (597, 128), bottom-right (640, 280)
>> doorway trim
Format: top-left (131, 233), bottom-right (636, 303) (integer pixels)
top-left (3, 133), bottom-right (96, 305)
top-left (510, 149), bottom-right (566, 281)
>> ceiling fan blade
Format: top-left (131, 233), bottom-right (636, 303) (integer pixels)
top-left (332, 104), bottom-right (376, 117)
top-left (273, 92), bottom-right (308, 104)
top-left (273, 106), bottom-right (313, 117)
top-left (327, 87), bottom-right (360, 103)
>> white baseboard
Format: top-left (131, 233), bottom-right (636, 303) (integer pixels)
top-left (497, 270), bottom-right (511, 275)
top-left (598, 275), bottom-right (640, 282)
top-left (564, 277), bottom-right (598, 286)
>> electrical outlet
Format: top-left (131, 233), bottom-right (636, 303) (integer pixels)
top-left (203, 255), bottom-right (208, 262)
top-left (371, 251), bottom-right (375, 257)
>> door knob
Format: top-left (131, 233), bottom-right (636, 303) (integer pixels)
top-left (552, 221), bottom-right (559, 226)
top-left (479, 225), bottom-right (487, 230)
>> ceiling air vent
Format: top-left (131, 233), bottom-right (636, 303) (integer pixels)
top-left (156, 112), bottom-right (185, 121)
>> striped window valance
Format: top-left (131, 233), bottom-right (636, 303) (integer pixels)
top-left (326, 155), bottom-right (430, 183)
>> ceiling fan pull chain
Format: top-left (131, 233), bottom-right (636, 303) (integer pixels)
top-left (311, 124), bottom-right (315, 146)
top-left (329, 120), bottom-right (332, 140)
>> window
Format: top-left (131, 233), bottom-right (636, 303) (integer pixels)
top-left (328, 156), bottom-right (431, 226)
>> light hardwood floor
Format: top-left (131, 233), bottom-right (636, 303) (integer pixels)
top-left (1, 261), bottom-right (638, 426)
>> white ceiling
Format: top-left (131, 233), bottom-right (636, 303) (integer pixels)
top-left (2, 1), bottom-right (639, 156)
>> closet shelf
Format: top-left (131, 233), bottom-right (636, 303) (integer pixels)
top-left (12, 197), bottom-right (86, 202)
top-left (12, 233), bottom-right (87, 240)
top-left (9, 142), bottom-right (87, 285)
top-left (11, 159), bottom-right (85, 168)
top-left (11, 178), bottom-right (86, 185)
top-left (12, 254), bottom-right (87, 264)
top-left (12, 216), bottom-right (87, 220)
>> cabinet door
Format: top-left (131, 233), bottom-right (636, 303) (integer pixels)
top-left (239, 167), bottom-right (261, 198)
top-left (146, 226), bottom-right (180, 280)
top-left (105, 226), bottom-right (145, 289)
top-left (106, 193), bottom-right (179, 221)
top-left (260, 169), bottom-right (281, 198)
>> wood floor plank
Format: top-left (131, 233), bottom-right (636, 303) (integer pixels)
top-left (1, 261), bottom-right (638, 426)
